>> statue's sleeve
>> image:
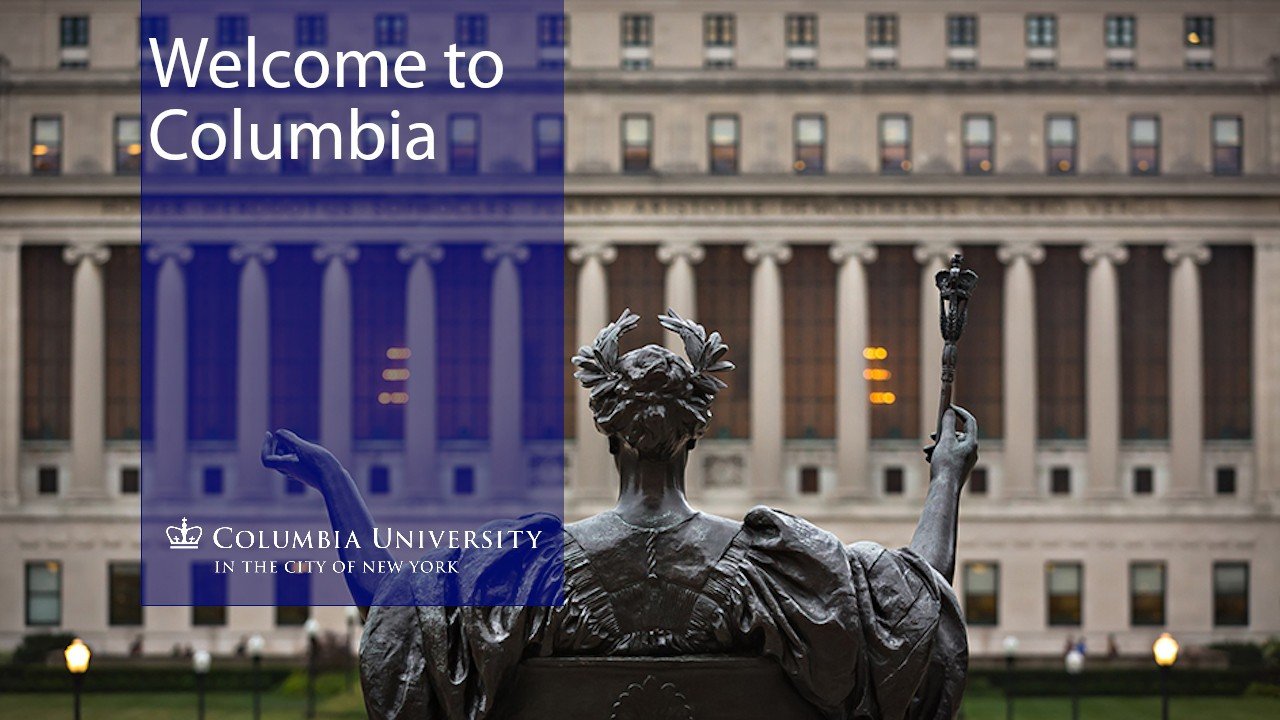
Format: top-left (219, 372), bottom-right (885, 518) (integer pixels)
top-left (359, 515), bottom-right (563, 720)
top-left (730, 507), bottom-right (966, 720)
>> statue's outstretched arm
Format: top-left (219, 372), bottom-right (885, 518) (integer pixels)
top-left (909, 406), bottom-right (978, 585)
top-left (261, 429), bottom-right (393, 606)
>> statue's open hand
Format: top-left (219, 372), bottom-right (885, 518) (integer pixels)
top-left (261, 429), bottom-right (340, 491)
top-left (928, 405), bottom-right (979, 485)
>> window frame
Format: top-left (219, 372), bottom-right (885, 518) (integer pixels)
top-left (1106, 14), bottom-right (1136, 49)
top-left (962, 114), bottom-right (994, 175)
top-left (1129, 561), bottom-right (1167, 627)
top-left (374, 13), bottom-right (407, 48)
top-left (31, 115), bottom-right (63, 176)
top-left (786, 14), bottom-right (817, 48)
top-left (60, 15), bottom-right (90, 48)
top-left (1212, 115), bottom-right (1243, 176)
top-left (455, 13), bottom-right (488, 47)
top-left (963, 561), bottom-right (999, 627)
top-left (1045, 114), bottom-right (1077, 175)
top-left (108, 561), bottom-right (144, 627)
top-left (215, 14), bottom-right (248, 48)
top-left (866, 14), bottom-right (898, 48)
top-left (793, 114), bottom-right (825, 175)
top-left (707, 114), bottom-right (740, 175)
top-left (1212, 561), bottom-right (1249, 627)
top-left (1046, 561), bottom-right (1084, 627)
top-left (114, 115), bottom-right (143, 176)
top-left (1129, 114), bottom-right (1160, 176)
top-left (533, 113), bottom-right (564, 175)
top-left (447, 113), bottom-right (480, 175)
top-left (25, 560), bottom-right (62, 626)
top-left (621, 113), bottom-right (653, 173)
top-left (703, 14), bottom-right (735, 48)
top-left (947, 14), bottom-right (978, 48)
top-left (1025, 14), bottom-right (1058, 48)
top-left (878, 113), bottom-right (911, 175)
top-left (1185, 15), bottom-right (1214, 47)
top-left (295, 13), bottom-right (328, 48)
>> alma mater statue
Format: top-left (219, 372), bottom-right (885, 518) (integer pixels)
top-left (262, 309), bottom-right (977, 720)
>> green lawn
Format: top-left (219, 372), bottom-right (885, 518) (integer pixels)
top-left (1, 691), bottom-right (1277, 719)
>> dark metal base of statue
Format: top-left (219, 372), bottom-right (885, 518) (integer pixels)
top-left (265, 302), bottom-right (978, 720)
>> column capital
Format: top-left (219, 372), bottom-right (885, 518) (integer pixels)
top-left (1163, 242), bottom-right (1211, 266)
top-left (657, 241), bottom-right (705, 265)
top-left (1080, 242), bottom-right (1128, 266)
top-left (744, 240), bottom-right (791, 265)
top-left (62, 243), bottom-right (111, 267)
top-left (312, 242), bottom-right (360, 266)
top-left (145, 243), bottom-right (193, 265)
top-left (568, 242), bottom-right (616, 265)
top-left (229, 242), bottom-right (276, 265)
top-left (829, 240), bottom-right (877, 265)
top-left (913, 242), bottom-right (960, 266)
top-left (483, 242), bottom-right (529, 264)
top-left (397, 242), bottom-right (444, 265)
top-left (997, 242), bottom-right (1046, 265)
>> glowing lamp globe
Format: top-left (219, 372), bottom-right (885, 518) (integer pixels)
top-left (1065, 648), bottom-right (1085, 675)
top-left (304, 618), bottom-right (321, 638)
top-left (193, 649), bottom-right (212, 674)
top-left (1152, 633), bottom-right (1179, 667)
top-left (1002, 635), bottom-right (1020, 658)
top-left (64, 638), bottom-right (91, 674)
top-left (247, 634), bottom-right (265, 658)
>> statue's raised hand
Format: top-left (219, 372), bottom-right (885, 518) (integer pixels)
top-left (261, 429), bottom-right (341, 492)
top-left (928, 405), bottom-right (978, 485)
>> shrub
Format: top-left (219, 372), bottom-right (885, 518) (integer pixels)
top-left (10, 632), bottom-right (78, 666)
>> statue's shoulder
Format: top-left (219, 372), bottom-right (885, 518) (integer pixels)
top-left (739, 505), bottom-right (848, 555)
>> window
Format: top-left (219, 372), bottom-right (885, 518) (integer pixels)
top-left (1212, 116), bottom-right (1242, 175)
top-left (449, 114), bottom-right (479, 174)
top-left (456, 14), bottom-right (487, 47)
top-left (708, 115), bottom-right (739, 174)
top-left (1130, 562), bottom-right (1166, 626)
top-left (31, 116), bottom-right (62, 175)
top-left (1216, 466), bottom-right (1237, 495)
top-left (109, 562), bottom-right (143, 626)
top-left (119, 467), bottom-right (140, 494)
top-left (703, 14), bottom-right (735, 68)
top-left (786, 14), bottom-right (817, 69)
top-left (191, 563), bottom-right (227, 626)
top-left (1213, 562), bottom-right (1248, 626)
top-left (375, 14), bottom-right (407, 47)
top-left (275, 565), bottom-right (311, 626)
top-left (621, 14), bottom-right (652, 70)
top-left (948, 15), bottom-right (977, 47)
top-left (963, 562), bottom-right (998, 626)
top-left (202, 466), bottom-right (224, 495)
top-left (1026, 15), bottom-right (1057, 47)
top-left (369, 465), bottom-right (391, 495)
top-left (622, 114), bottom-right (652, 172)
top-left (1133, 467), bottom-right (1154, 495)
top-left (867, 14), bottom-right (898, 47)
top-left (296, 14), bottom-right (327, 47)
top-left (1129, 116), bottom-right (1159, 175)
top-left (883, 467), bottom-right (905, 495)
top-left (1106, 15), bottom-right (1136, 48)
top-left (216, 14), bottom-right (248, 47)
top-left (139, 15), bottom-right (169, 47)
top-left (1185, 16), bottom-right (1214, 47)
top-left (793, 115), bottom-right (825, 175)
top-left (453, 465), bottom-right (476, 495)
top-left (1047, 562), bottom-right (1083, 626)
top-left (968, 467), bottom-right (989, 495)
top-left (37, 466), bottom-right (59, 495)
top-left (537, 13), bottom-right (567, 68)
top-left (360, 114), bottom-right (394, 175)
top-left (26, 561), bottom-right (61, 625)
top-left (1046, 115), bottom-right (1076, 175)
top-left (799, 466), bottom-right (820, 495)
top-left (1050, 466), bottom-right (1072, 495)
top-left (59, 16), bottom-right (89, 68)
top-left (280, 114), bottom-right (311, 175)
top-left (879, 114), bottom-right (911, 174)
top-left (963, 115), bottom-right (994, 174)
top-left (196, 114), bottom-right (228, 175)
top-left (114, 116), bottom-right (142, 175)
top-left (534, 114), bottom-right (564, 175)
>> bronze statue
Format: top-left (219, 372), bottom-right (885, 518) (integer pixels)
top-left (263, 307), bottom-right (977, 720)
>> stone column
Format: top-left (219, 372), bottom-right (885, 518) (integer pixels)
top-left (569, 242), bottom-right (616, 500)
top-left (485, 243), bottom-right (528, 501)
top-left (657, 241), bottom-right (704, 353)
top-left (63, 243), bottom-right (111, 501)
top-left (398, 243), bottom-right (444, 502)
top-left (314, 243), bottom-right (359, 468)
top-left (830, 240), bottom-right (877, 499)
top-left (231, 243), bottom-right (276, 501)
top-left (1165, 242), bottom-right (1211, 498)
top-left (0, 235), bottom-right (20, 507)
top-left (1254, 235), bottom-right (1280, 506)
top-left (147, 244), bottom-right (193, 501)
top-left (997, 243), bottom-right (1045, 498)
top-left (1081, 242), bottom-right (1128, 497)
top-left (744, 241), bottom-right (791, 498)
top-left (914, 243), bottom-right (959, 442)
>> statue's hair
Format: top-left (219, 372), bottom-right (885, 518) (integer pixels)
top-left (572, 309), bottom-right (734, 458)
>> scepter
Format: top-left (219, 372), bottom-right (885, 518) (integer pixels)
top-left (926, 253), bottom-right (978, 459)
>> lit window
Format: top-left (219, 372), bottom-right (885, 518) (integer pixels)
top-left (867, 14), bottom-right (898, 47)
top-left (621, 14), bottom-right (652, 70)
top-left (31, 116), bottom-right (63, 176)
top-left (191, 562), bottom-right (227, 626)
top-left (195, 114), bottom-right (228, 175)
top-left (375, 14), bottom-right (407, 47)
top-left (1130, 562), bottom-right (1166, 626)
top-left (109, 562), bottom-right (143, 626)
top-left (1185, 16), bottom-right (1214, 47)
top-left (1106, 15), bottom-right (1136, 48)
top-left (879, 114), bottom-right (911, 174)
top-left (449, 114), bottom-right (480, 175)
top-left (703, 14), bottom-right (735, 68)
top-left (1129, 115), bottom-right (1160, 176)
top-left (1213, 562), bottom-right (1248, 627)
top-left (275, 566), bottom-right (311, 626)
top-left (1047, 562), bottom-right (1083, 626)
top-left (793, 115), bottom-right (825, 175)
top-left (622, 114), bottom-right (652, 172)
top-left (1026, 15), bottom-right (1057, 47)
top-left (216, 14), bottom-right (248, 48)
top-left (534, 114), bottom-right (564, 175)
top-left (786, 14), bottom-right (817, 69)
top-left (1046, 115), bottom-right (1076, 175)
top-left (359, 114), bottom-right (394, 175)
top-left (708, 115), bottom-right (739, 175)
top-left (139, 15), bottom-right (168, 48)
top-left (456, 14), bottom-right (487, 47)
top-left (948, 15), bottom-right (977, 47)
top-left (963, 562), bottom-right (998, 626)
top-left (1212, 116), bottom-right (1242, 175)
top-left (114, 116), bottom-right (143, 175)
top-left (25, 561), bottom-right (61, 626)
top-left (280, 114), bottom-right (311, 176)
top-left (962, 114), bottom-right (994, 174)
top-left (295, 14), bottom-right (327, 47)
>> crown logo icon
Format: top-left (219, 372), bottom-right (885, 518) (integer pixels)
top-left (167, 517), bottom-right (202, 550)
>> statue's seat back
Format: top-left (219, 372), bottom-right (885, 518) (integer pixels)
top-left (496, 656), bottom-right (826, 720)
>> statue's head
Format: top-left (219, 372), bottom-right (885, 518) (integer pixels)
top-left (572, 310), bottom-right (733, 459)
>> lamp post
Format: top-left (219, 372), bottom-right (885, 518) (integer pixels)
top-left (304, 618), bottom-right (320, 719)
top-left (1065, 647), bottom-right (1084, 720)
top-left (1002, 635), bottom-right (1019, 720)
top-left (248, 634), bottom-right (265, 720)
top-left (1153, 633), bottom-right (1179, 720)
top-left (193, 650), bottom-right (211, 720)
top-left (64, 637), bottom-right (91, 720)
top-left (344, 606), bottom-right (360, 691)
